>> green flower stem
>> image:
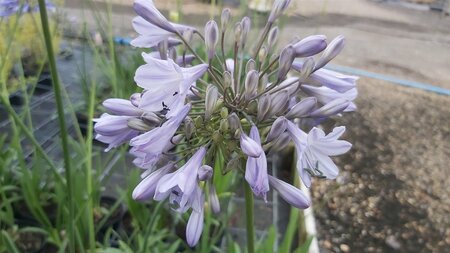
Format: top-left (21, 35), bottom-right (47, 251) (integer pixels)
top-left (37, 1), bottom-right (75, 252)
top-left (244, 181), bottom-right (255, 253)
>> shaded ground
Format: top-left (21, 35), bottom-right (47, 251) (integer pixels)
top-left (312, 78), bottom-right (450, 253)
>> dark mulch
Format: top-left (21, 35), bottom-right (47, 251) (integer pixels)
top-left (311, 78), bottom-right (450, 253)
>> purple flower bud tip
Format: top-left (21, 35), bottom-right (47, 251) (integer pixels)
top-left (240, 131), bottom-right (263, 158)
top-left (268, 175), bottom-right (311, 209)
top-left (293, 35), bottom-right (327, 58)
top-left (266, 117), bottom-right (287, 142)
top-left (205, 20), bottom-right (219, 60)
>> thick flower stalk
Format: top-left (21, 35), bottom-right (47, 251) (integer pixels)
top-left (94, 0), bottom-right (358, 248)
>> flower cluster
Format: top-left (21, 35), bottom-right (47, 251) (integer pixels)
top-left (94, 0), bottom-right (357, 246)
top-left (0, 0), bottom-right (54, 17)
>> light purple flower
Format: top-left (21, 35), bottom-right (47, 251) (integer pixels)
top-left (315, 35), bottom-right (345, 70)
top-left (130, 104), bottom-right (191, 168)
top-left (292, 62), bottom-right (357, 93)
top-left (131, 15), bottom-right (192, 48)
top-left (245, 126), bottom-right (270, 201)
top-left (309, 98), bottom-right (350, 118)
top-left (135, 54), bottom-right (208, 115)
top-left (154, 147), bottom-right (207, 213)
top-left (94, 114), bottom-right (139, 152)
top-left (286, 121), bottom-right (352, 187)
top-left (132, 162), bottom-right (174, 201)
top-left (266, 116), bottom-right (287, 142)
top-left (205, 20), bottom-right (219, 60)
top-left (268, 175), bottom-right (310, 209)
top-left (268, 0), bottom-right (291, 23)
top-left (134, 0), bottom-right (177, 33)
top-left (1, 0), bottom-right (54, 17)
top-left (302, 85), bottom-right (357, 112)
top-left (102, 98), bottom-right (144, 116)
top-left (285, 97), bottom-right (317, 119)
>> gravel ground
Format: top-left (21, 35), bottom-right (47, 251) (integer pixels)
top-left (311, 78), bottom-right (450, 253)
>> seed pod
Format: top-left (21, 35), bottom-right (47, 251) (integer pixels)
top-left (278, 45), bottom-right (295, 81)
top-left (205, 20), bottom-right (219, 61)
top-left (315, 35), bottom-right (345, 70)
top-left (221, 8), bottom-right (231, 32)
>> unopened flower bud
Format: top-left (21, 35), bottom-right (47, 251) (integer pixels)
top-left (220, 107), bottom-right (229, 119)
top-left (259, 46), bottom-right (268, 63)
top-left (134, 0), bottom-right (176, 33)
top-left (130, 93), bottom-right (141, 107)
top-left (127, 118), bottom-right (152, 132)
top-left (157, 39), bottom-right (168, 60)
top-left (270, 90), bottom-right (289, 116)
top-left (194, 116), bottom-right (203, 128)
top-left (234, 22), bottom-right (242, 44)
top-left (309, 98), bottom-right (349, 117)
top-left (223, 71), bottom-right (232, 89)
top-left (220, 119), bottom-right (229, 133)
top-left (171, 134), bottom-right (184, 145)
top-left (293, 35), bottom-right (327, 58)
top-left (267, 26), bottom-right (279, 50)
top-left (257, 94), bottom-right (271, 122)
top-left (142, 112), bottom-right (161, 125)
top-left (228, 113), bottom-right (241, 131)
top-left (212, 130), bottom-right (222, 142)
top-left (240, 17), bottom-right (251, 48)
top-left (270, 132), bottom-right (290, 152)
top-left (266, 117), bottom-right (287, 142)
top-left (268, 0), bottom-right (292, 23)
top-left (278, 45), bottom-right (295, 81)
top-left (286, 97), bottom-right (317, 119)
top-left (184, 117), bottom-right (194, 140)
top-left (246, 59), bottom-right (256, 73)
top-left (205, 84), bottom-right (219, 120)
top-left (226, 156), bottom-right (241, 173)
top-left (240, 130), bottom-right (263, 157)
top-left (205, 20), bottom-right (219, 61)
top-left (244, 70), bottom-right (259, 100)
top-left (168, 47), bottom-right (177, 62)
top-left (198, 165), bottom-right (213, 181)
top-left (269, 53), bottom-right (279, 64)
top-left (209, 183), bottom-right (221, 213)
top-left (258, 74), bottom-right (269, 94)
top-left (183, 29), bottom-right (194, 44)
top-left (221, 8), bottom-right (231, 32)
top-left (315, 35), bottom-right (345, 70)
top-left (300, 57), bottom-right (315, 78)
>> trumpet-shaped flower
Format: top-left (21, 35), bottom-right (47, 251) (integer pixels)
top-left (94, 114), bottom-right (139, 152)
top-left (302, 85), bottom-right (357, 112)
top-left (132, 162), bottom-right (175, 201)
top-left (130, 104), bottom-right (191, 168)
top-left (154, 147), bottom-right (207, 213)
top-left (135, 53), bottom-right (208, 116)
top-left (286, 120), bottom-right (352, 187)
top-left (245, 126), bottom-right (270, 201)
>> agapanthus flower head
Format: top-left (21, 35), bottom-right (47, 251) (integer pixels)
top-left (95, 0), bottom-right (357, 246)
top-left (0, 0), bottom-right (55, 17)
